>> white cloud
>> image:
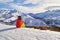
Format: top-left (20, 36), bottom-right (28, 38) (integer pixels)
top-left (44, 0), bottom-right (60, 4)
top-left (23, 0), bottom-right (43, 4)
top-left (0, 0), bottom-right (13, 3)
top-left (9, 0), bottom-right (60, 13)
top-left (23, 0), bottom-right (60, 6)
top-left (10, 3), bottom-right (46, 13)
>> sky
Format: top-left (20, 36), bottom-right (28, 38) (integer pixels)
top-left (0, 0), bottom-right (60, 13)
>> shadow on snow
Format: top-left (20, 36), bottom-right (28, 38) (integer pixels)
top-left (0, 27), bottom-right (16, 32)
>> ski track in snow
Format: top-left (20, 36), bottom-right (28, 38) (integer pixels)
top-left (0, 34), bottom-right (15, 40)
top-left (0, 23), bottom-right (60, 40)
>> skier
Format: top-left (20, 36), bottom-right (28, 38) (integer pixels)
top-left (16, 16), bottom-right (25, 28)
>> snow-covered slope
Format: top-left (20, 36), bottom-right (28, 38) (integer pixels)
top-left (29, 10), bottom-right (60, 27)
top-left (0, 23), bottom-right (60, 40)
top-left (0, 9), bottom-right (19, 22)
top-left (22, 13), bottom-right (47, 26)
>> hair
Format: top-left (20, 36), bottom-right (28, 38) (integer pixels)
top-left (18, 16), bottom-right (21, 18)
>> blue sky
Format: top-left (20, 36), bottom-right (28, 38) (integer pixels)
top-left (0, 0), bottom-right (24, 9)
top-left (0, 0), bottom-right (60, 13)
top-left (0, 3), bottom-right (13, 9)
top-left (0, 0), bottom-right (37, 9)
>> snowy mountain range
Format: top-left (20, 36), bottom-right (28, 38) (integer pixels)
top-left (0, 8), bottom-right (60, 27)
top-left (0, 9), bottom-right (47, 26)
top-left (29, 10), bottom-right (60, 27)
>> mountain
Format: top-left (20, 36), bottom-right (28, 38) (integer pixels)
top-left (0, 9), bottom-right (47, 26)
top-left (0, 9), bottom-right (19, 25)
top-left (28, 10), bottom-right (60, 27)
top-left (21, 13), bottom-right (47, 26)
top-left (0, 8), bottom-right (60, 27)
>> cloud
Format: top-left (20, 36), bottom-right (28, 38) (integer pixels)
top-left (9, 0), bottom-right (60, 13)
top-left (44, 0), bottom-right (60, 4)
top-left (0, 0), bottom-right (13, 3)
top-left (9, 3), bottom-right (46, 13)
top-left (23, 0), bottom-right (42, 4)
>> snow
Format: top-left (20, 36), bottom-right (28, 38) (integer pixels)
top-left (0, 23), bottom-right (60, 40)
top-left (1, 9), bottom-right (60, 26)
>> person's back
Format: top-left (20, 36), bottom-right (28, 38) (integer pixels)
top-left (16, 16), bottom-right (25, 28)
